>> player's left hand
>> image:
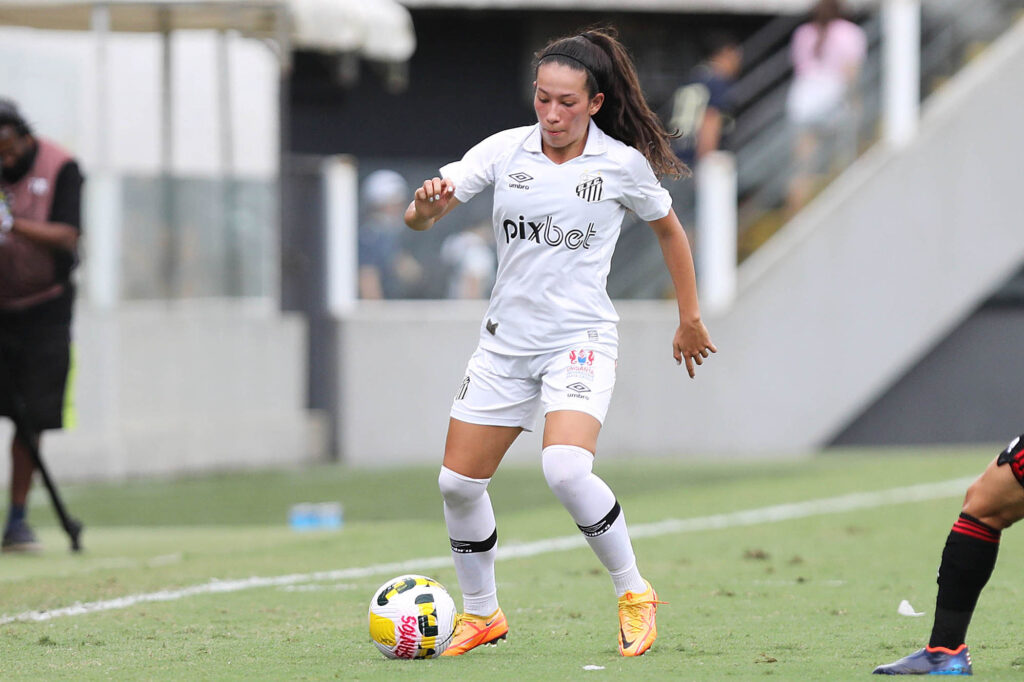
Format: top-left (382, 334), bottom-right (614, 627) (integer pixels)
top-left (673, 319), bottom-right (716, 378)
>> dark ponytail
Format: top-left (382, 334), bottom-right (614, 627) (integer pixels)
top-left (535, 26), bottom-right (687, 179)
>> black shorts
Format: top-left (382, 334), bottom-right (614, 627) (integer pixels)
top-left (0, 323), bottom-right (72, 431)
top-left (996, 434), bottom-right (1024, 488)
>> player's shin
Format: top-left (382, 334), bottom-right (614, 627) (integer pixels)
top-left (438, 466), bottom-right (499, 616)
top-left (541, 445), bottom-right (645, 595)
top-left (928, 513), bottom-right (1000, 650)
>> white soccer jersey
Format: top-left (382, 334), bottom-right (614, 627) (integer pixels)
top-left (440, 120), bottom-right (672, 355)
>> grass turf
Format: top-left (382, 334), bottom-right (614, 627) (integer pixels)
top-left (2, 445), bottom-right (1022, 680)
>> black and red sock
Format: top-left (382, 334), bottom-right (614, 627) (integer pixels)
top-left (927, 513), bottom-right (1000, 650)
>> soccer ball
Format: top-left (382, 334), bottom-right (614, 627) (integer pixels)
top-left (368, 574), bottom-right (458, 659)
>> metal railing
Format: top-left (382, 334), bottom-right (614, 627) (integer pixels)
top-left (607, 0), bottom-right (1023, 298)
top-left (730, 0), bottom-right (1021, 259)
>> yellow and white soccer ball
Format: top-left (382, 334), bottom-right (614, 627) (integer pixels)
top-left (368, 574), bottom-right (458, 659)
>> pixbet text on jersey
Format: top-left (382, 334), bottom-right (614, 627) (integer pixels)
top-left (502, 215), bottom-right (597, 250)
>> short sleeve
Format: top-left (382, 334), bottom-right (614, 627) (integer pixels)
top-left (618, 151), bottom-right (672, 222)
top-left (439, 129), bottom-right (520, 204)
top-left (789, 24), bottom-right (816, 75)
top-left (842, 22), bottom-right (868, 66)
top-left (49, 160), bottom-right (83, 231)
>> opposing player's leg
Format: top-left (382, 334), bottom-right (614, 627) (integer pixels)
top-left (874, 435), bottom-right (1024, 675)
top-left (439, 418), bottom-right (518, 655)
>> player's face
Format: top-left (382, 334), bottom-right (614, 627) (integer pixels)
top-left (533, 62), bottom-right (604, 162)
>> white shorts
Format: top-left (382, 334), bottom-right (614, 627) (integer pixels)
top-left (450, 343), bottom-right (617, 430)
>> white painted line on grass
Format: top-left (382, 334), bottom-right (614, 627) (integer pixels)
top-left (0, 476), bottom-right (974, 625)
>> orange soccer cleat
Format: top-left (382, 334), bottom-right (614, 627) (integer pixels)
top-left (617, 580), bottom-right (662, 657)
top-left (441, 607), bottom-right (508, 656)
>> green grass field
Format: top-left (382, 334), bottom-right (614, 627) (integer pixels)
top-left (1, 446), bottom-right (1022, 680)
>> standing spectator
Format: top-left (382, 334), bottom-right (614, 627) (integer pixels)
top-left (0, 99), bottom-right (83, 552)
top-left (785, 0), bottom-right (867, 215)
top-left (667, 33), bottom-right (744, 170)
top-left (665, 33), bottom-right (743, 249)
top-left (358, 169), bottom-right (422, 299)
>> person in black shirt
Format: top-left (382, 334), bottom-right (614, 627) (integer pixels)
top-left (664, 33), bottom-right (742, 241)
top-left (0, 99), bottom-right (83, 552)
top-left (666, 33), bottom-right (743, 170)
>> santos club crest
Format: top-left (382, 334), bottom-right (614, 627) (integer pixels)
top-left (575, 173), bottom-right (603, 203)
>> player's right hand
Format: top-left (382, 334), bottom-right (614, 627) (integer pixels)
top-left (412, 177), bottom-right (455, 221)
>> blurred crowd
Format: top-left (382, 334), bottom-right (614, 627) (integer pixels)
top-left (357, 0), bottom-right (868, 301)
top-left (358, 169), bottom-right (495, 301)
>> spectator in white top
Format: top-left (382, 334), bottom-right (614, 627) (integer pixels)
top-left (404, 26), bottom-right (715, 658)
top-left (440, 222), bottom-right (495, 299)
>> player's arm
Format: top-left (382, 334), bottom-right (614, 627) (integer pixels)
top-left (8, 216), bottom-right (78, 252)
top-left (405, 177), bottom-right (459, 231)
top-left (648, 208), bottom-right (716, 378)
top-left (5, 161), bottom-right (81, 253)
top-left (695, 107), bottom-right (723, 161)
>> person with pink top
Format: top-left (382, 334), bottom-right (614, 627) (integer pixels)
top-left (785, 0), bottom-right (867, 214)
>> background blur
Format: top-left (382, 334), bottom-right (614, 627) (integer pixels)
top-left (0, 0), bottom-right (1021, 483)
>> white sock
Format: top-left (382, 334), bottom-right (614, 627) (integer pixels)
top-left (438, 466), bottom-right (499, 616)
top-left (541, 445), bottom-right (647, 597)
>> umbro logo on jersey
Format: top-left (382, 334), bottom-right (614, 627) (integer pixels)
top-left (508, 171), bottom-right (533, 190)
top-left (576, 174), bottom-right (603, 202)
top-left (566, 382), bottom-right (590, 392)
top-left (486, 319), bottom-right (499, 335)
top-left (502, 215), bottom-right (596, 250)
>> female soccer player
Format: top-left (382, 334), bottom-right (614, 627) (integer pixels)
top-left (404, 27), bottom-right (716, 657)
top-left (874, 434), bottom-right (1024, 675)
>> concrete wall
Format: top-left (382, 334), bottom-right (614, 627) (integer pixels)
top-left (0, 301), bottom-right (326, 485)
top-left (334, 18), bottom-right (1024, 462)
top-left (833, 303), bottom-right (1024, 446)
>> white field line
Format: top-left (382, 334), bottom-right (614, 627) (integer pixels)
top-left (0, 476), bottom-right (974, 625)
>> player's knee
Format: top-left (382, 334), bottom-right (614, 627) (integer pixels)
top-left (962, 479), bottom-right (1019, 530)
top-left (438, 466), bottom-right (489, 507)
top-left (541, 444), bottom-right (594, 494)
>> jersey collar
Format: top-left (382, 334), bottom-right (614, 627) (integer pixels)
top-left (524, 119), bottom-right (608, 157)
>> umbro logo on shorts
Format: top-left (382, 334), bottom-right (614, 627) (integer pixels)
top-left (566, 382), bottom-right (590, 392)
